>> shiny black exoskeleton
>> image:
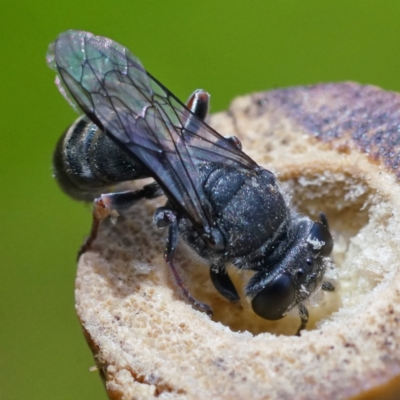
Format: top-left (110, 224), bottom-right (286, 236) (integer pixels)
top-left (48, 30), bottom-right (334, 334)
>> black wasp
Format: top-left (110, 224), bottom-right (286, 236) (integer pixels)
top-left (47, 30), bottom-right (334, 334)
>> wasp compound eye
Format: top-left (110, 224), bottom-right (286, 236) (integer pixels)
top-left (251, 273), bottom-right (295, 320)
top-left (308, 222), bottom-right (333, 256)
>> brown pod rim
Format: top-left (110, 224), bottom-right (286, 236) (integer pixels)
top-left (77, 82), bottom-right (400, 399)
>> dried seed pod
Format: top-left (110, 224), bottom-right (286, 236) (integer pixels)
top-left (76, 83), bottom-right (400, 399)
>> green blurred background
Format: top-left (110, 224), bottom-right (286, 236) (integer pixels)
top-left (2, 1), bottom-right (400, 398)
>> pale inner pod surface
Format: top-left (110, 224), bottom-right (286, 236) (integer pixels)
top-left (76, 83), bottom-right (400, 399)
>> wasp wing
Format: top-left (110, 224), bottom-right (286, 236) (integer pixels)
top-left (47, 30), bottom-right (259, 233)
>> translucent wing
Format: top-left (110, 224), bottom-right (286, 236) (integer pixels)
top-left (47, 30), bottom-right (259, 233)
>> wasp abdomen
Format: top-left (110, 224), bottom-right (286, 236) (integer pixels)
top-left (53, 115), bottom-right (149, 201)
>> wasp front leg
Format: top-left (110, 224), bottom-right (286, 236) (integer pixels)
top-left (296, 303), bottom-right (309, 336)
top-left (154, 207), bottom-right (212, 316)
top-left (210, 262), bottom-right (240, 303)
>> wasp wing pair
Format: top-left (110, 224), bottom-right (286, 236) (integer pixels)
top-left (47, 30), bottom-right (258, 237)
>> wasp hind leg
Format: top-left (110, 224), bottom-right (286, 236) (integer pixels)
top-left (78, 182), bottom-right (163, 259)
top-left (154, 207), bottom-right (213, 316)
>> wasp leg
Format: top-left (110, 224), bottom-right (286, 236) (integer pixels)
top-left (224, 136), bottom-right (242, 150)
top-left (210, 263), bottom-right (240, 303)
top-left (154, 207), bottom-right (213, 316)
top-left (319, 212), bottom-right (329, 229)
top-left (186, 89), bottom-right (210, 121)
top-left (322, 281), bottom-right (335, 291)
top-left (78, 182), bottom-right (163, 258)
top-left (99, 182), bottom-right (163, 211)
top-left (296, 303), bottom-right (309, 336)
top-left (319, 213), bottom-right (335, 292)
top-left (182, 89), bottom-right (210, 138)
top-left (185, 90), bottom-right (244, 151)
